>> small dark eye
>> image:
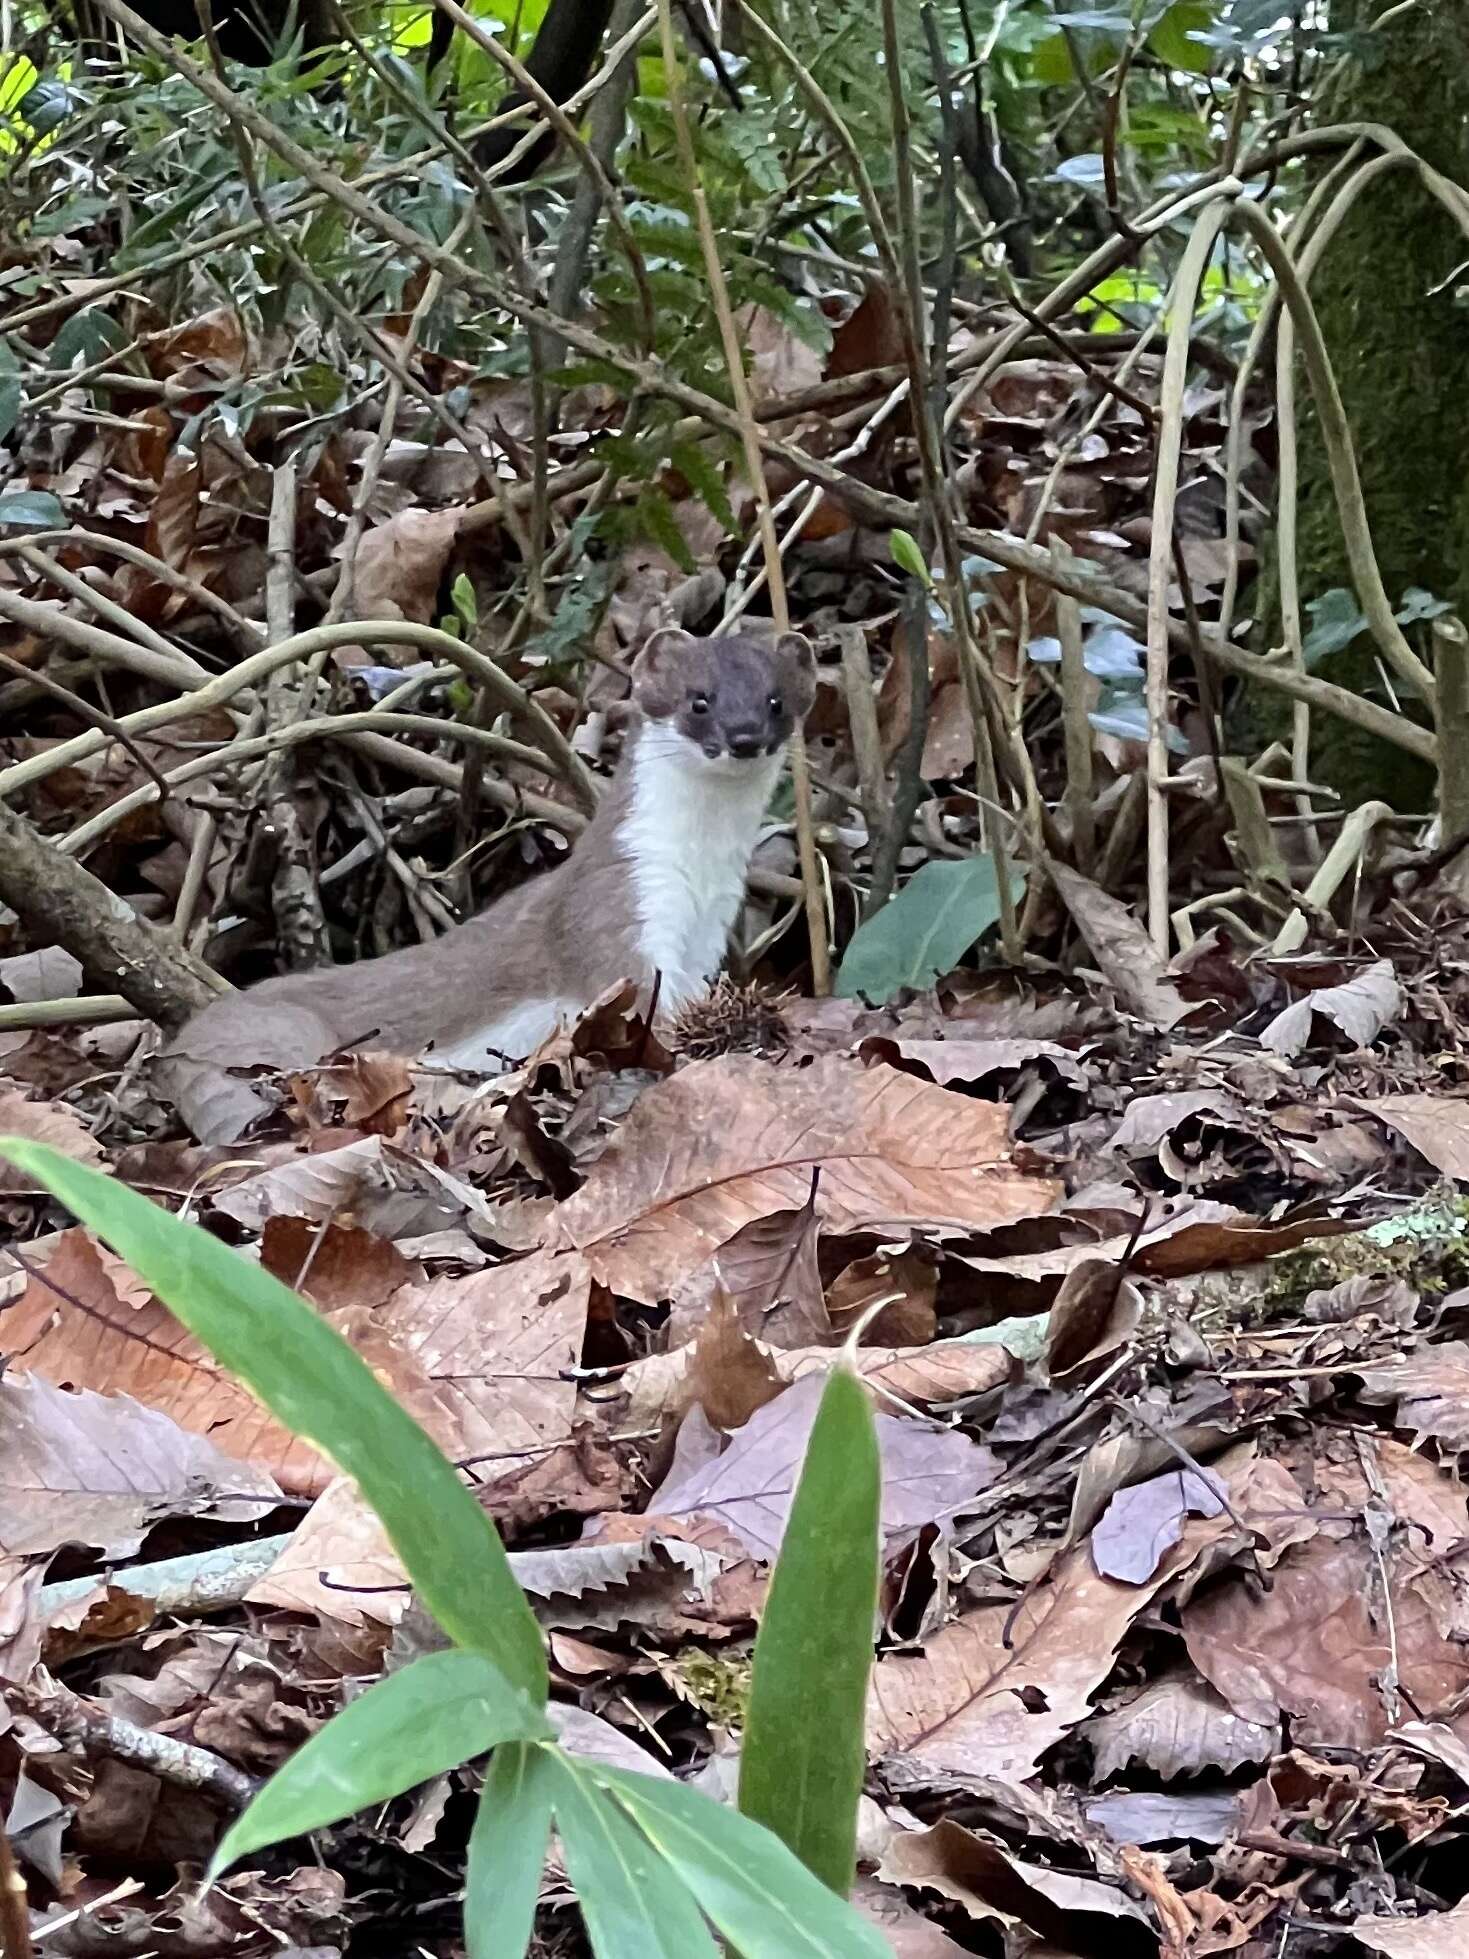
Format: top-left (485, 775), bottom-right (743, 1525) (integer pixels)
top-left (767, 693), bottom-right (782, 713)
top-left (690, 694), bottom-right (710, 714)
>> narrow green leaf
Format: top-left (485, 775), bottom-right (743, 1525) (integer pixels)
top-left (546, 1754), bottom-right (719, 1959)
top-left (836, 856), bottom-right (1028, 1003)
top-left (888, 528), bottom-right (930, 586)
top-left (0, 1141), bottom-right (547, 1703)
top-left (739, 1368), bottom-right (878, 1893)
top-left (212, 1651), bottom-right (548, 1878)
top-left (465, 1743), bottom-right (555, 1959)
top-left (597, 1770), bottom-right (895, 1958)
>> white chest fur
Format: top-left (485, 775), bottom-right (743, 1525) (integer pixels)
top-left (624, 726), bottom-right (784, 1011)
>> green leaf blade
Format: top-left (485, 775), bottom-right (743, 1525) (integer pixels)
top-left (598, 1770), bottom-right (895, 1959)
top-left (547, 1754), bottom-right (720, 1959)
top-left (212, 1651), bottom-right (549, 1879)
top-left (465, 1742), bottom-right (556, 1959)
top-left (0, 1141), bottom-right (548, 1705)
top-left (836, 856), bottom-right (1027, 1003)
top-left (738, 1367), bottom-right (879, 1895)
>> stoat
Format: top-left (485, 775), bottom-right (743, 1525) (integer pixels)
top-left (165, 628), bottom-right (817, 1075)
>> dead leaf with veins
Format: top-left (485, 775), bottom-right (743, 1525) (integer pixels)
top-left (555, 1054), bottom-right (1061, 1302)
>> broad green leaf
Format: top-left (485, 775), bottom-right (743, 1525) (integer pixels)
top-left (0, 1142), bottom-right (547, 1704)
top-left (0, 491), bottom-right (64, 529)
top-left (739, 1368), bottom-right (878, 1894)
top-left (212, 1651), bottom-right (548, 1878)
top-left (597, 1770), bottom-right (895, 1958)
top-left (888, 528), bottom-right (930, 586)
top-left (465, 1743), bottom-right (555, 1959)
top-left (836, 856), bottom-right (1026, 1003)
top-left (1302, 587), bottom-right (1368, 665)
top-left (118, 169), bottom-right (232, 266)
top-left (1148, 1), bottom-right (1214, 72)
top-left (0, 379), bottom-right (22, 445)
top-left (546, 1753), bottom-right (719, 1959)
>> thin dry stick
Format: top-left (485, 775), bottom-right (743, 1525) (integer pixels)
top-left (1056, 595), bottom-right (1095, 873)
top-left (57, 714), bottom-right (569, 856)
top-left (656, 0), bottom-right (831, 994)
top-left (838, 624), bottom-right (889, 847)
top-left (1145, 198), bottom-right (1232, 954)
top-left (64, 3), bottom-right (1450, 764)
top-left (0, 613), bottom-right (597, 811)
top-left (0, 648), bottom-right (171, 803)
top-left (430, 0), bottom-right (656, 353)
top-left (1267, 799), bottom-right (1393, 956)
top-left (1231, 195), bottom-right (1433, 702)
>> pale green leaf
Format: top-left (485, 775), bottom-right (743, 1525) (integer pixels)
top-left (212, 1651), bottom-right (548, 1878)
top-left (0, 1141), bottom-right (547, 1704)
top-left (739, 1367), bottom-right (878, 1894)
top-left (836, 856), bottom-right (1026, 1003)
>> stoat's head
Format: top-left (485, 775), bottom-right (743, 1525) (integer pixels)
top-left (630, 628), bottom-right (817, 772)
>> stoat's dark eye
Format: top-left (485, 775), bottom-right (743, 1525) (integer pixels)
top-left (767, 693), bottom-right (782, 713)
top-left (690, 694), bottom-right (710, 714)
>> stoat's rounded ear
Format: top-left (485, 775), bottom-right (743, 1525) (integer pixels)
top-left (632, 626), bottom-right (697, 689)
top-left (776, 631), bottom-right (817, 716)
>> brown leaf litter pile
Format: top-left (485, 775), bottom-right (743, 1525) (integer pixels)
top-left (8, 926), bottom-right (1469, 1955)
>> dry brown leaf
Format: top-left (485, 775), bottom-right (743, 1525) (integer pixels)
top-left (1183, 1516), bottom-right (1469, 1749)
top-left (371, 1246), bottom-right (587, 1466)
top-left (1351, 1898), bottom-right (1469, 1957)
top-left (617, 1330), bottom-right (1013, 1431)
top-left (0, 1085), bottom-right (108, 1192)
top-left (648, 1373), bottom-right (997, 1564)
top-left (1262, 958), bottom-right (1401, 1057)
top-left (336, 507), bottom-right (461, 667)
top-left (3, 1229), bottom-right (327, 1492)
top-left (1357, 1342), bottom-right (1469, 1449)
top-left (859, 1034), bottom-right (1086, 1090)
top-left (1107, 1088), bottom-right (1249, 1152)
top-left (259, 1217), bottom-right (414, 1314)
top-left (1082, 1672), bottom-right (1279, 1780)
top-left (869, 1445), bottom-right (1270, 1789)
top-left (827, 1248), bottom-right (937, 1345)
top-left (0, 1372), bottom-right (281, 1560)
top-left (1350, 1092), bottom-right (1469, 1182)
top-left (555, 1054), bottom-right (1060, 1302)
top-left (876, 1819), bottom-right (1147, 1935)
top-left (666, 1194), bottom-right (828, 1349)
top-left (1046, 1258), bottom-right (1142, 1377)
top-left (1046, 861), bottom-right (1190, 1029)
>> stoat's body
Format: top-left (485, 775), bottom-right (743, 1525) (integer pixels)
top-left (165, 629), bottom-right (816, 1077)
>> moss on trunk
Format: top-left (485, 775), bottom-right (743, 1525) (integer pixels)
top-left (1241, 0), bottom-right (1469, 808)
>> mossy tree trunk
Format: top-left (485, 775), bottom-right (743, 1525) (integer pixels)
top-left (1251, 0), bottom-right (1469, 808)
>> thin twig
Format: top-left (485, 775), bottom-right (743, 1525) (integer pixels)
top-left (656, 0), bottom-right (831, 993)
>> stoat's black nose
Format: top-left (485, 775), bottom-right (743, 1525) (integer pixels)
top-left (728, 732), bottom-right (763, 759)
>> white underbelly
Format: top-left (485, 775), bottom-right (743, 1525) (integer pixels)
top-left (417, 997), bottom-right (578, 1074)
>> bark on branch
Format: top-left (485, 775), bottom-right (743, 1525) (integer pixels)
top-left (0, 800), bottom-right (227, 1032)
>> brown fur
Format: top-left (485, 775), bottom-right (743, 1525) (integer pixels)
top-left (165, 630), bottom-right (815, 1072)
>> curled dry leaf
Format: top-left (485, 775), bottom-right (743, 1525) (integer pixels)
top-left (876, 1819), bottom-right (1147, 1935)
top-left (868, 1447), bottom-right (1278, 1790)
top-left (1351, 1897), bottom-right (1469, 1958)
top-left (665, 1191), bottom-right (828, 1349)
top-left (0, 1372), bottom-right (282, 1561)
top-left (554, 1054), bottom-right (1061, 1303)
top-left (0, 1085), bottom-right (108, 1192)
top-left (1350, 1092), bottom-right (1469, 1182)
top-left (1082, 1672), bottom-right (1280, 1781)
top-left (1045, 1257), bottom-right (1142, 1378)
top-left (647, 1372), bottom-right (997, 1564)
top-left (1261, 958), bottom-right (1401, 1057)
top-left (335, 507), bottom-right (462, 668)
top-left (1046, 861), bottom-right (1190, 1030)
top-left (1090, 1467), bottom-right (1226, 1584)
